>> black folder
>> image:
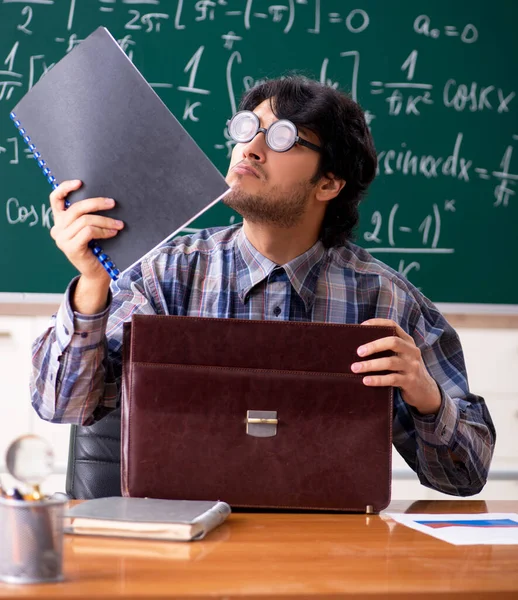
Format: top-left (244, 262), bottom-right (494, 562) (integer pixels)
top-left (10, 27), bottom-right (229, 279)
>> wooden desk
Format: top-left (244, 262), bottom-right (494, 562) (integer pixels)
top-left (0, 500), bottom-right (517, 599)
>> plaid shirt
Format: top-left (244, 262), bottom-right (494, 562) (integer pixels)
top-left (31, 225), bottom-right (495, 496)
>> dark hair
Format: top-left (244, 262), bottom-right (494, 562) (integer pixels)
top-left (238, 76), bottom-right (377, 247)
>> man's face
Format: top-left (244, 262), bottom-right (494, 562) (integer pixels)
top-left (224, 99), bottom-right (322, 227)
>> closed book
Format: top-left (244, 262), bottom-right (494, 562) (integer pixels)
top-left (65, 497), bottom-right (231, 541)
top-left (10, 26), bottom-right (229, 280)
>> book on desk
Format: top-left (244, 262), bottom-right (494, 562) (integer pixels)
top-left (64, 497), bottom-right (231, 541)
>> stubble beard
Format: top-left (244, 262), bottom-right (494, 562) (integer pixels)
top-left (223, 180), bottom-right (314, 228)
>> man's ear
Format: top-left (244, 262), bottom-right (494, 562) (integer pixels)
top-left (315, 173), bottom-right (346, 203)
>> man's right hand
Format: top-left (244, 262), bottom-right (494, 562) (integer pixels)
top-left (49, 179), bottom-right (125, 314)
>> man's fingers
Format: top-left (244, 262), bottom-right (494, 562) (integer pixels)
top-left (62, 196), bottom-right (116, 223)
top-left (362, 373), bottom-right (402, 387)
top-left (361, 318), bottom-right (412, 343)
top-left (59, 214), bottom-right (123, 242)
top-left (359, 318), bottom-right (415, 359)
top-left (357, 335), bottom-right (407, 358)
top-left (56, 197), bottom-right (116, 231)
top-left (351, 356), bottom-right (405, 374)
top-left (72, 225), bottom-right (120, 250)
top-left (49, 179), bottom-right (82, 212)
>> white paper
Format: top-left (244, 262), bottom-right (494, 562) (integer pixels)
top-left (383, 512), bottom-right (518, 545)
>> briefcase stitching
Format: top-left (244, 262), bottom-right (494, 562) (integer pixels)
top-left (129, 362), bottom-right (392, 378)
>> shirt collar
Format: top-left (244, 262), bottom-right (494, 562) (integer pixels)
top-left (235, 226), bottom-right (326, 312)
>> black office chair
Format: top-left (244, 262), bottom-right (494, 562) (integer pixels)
top-left (65, 408), bottom-right (122, 499)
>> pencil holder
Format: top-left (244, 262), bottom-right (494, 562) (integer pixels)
top-left (0, 495), bottom-right (67, 584)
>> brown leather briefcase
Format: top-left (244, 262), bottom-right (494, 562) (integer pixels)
top-left (121, 315), bottom-right (395, 512)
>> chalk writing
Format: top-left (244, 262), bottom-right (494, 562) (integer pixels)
top-left (17, 6), bottom-right (34, 35)
top-left (414, 15), bottom-right (478, 44)
top-left (377, 133), bottom-right (472, 182)
top-left (5, 197), bottom-right (53, 229)
top-left (0, 0), bottom-right (516, 300)
top-left (363, 202), bottom-right (450, 254)
top-left (444, 80), bottom-right (515, 113)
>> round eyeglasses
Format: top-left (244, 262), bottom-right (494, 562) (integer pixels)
top-left (227, 110), bottom-right (321, 153)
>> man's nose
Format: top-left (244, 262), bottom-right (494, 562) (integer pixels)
top-left (241, 129), bottom-right (267, 162)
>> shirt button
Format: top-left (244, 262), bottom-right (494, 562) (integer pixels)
top-left (273, 306), bottom-right (282, 316)
top-left (81, 332), bottom-right (88, 338)
top-left (441, 426), bottom-right (447, 436)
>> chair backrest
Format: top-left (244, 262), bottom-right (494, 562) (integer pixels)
top-left (65, 408), bottom-right (122, 499)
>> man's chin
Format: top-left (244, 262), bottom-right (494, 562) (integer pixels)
top-left (222, 189), bottom-right (246, 213)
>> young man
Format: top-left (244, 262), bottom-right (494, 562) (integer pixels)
top-left (31, 77), bottom-right (495, 496)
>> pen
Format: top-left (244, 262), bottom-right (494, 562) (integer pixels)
top-left (23, 484), bottom-right (44, 502)
top-left (6, 488), bottom-right (24, 501)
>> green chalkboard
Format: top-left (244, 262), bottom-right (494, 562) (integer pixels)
top-left (0, 1), bottom-right (517, 305)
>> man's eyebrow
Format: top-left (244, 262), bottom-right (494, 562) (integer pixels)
top-left (298, 125), bottom-right (317, 139)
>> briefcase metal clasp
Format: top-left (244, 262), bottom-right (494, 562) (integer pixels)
top-left (246, 410), bottom-right (278, 437)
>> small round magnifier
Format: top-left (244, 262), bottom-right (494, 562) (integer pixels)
top-left (5, 435), bottom-right (54, 501)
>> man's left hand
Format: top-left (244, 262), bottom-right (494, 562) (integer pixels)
top-left (351, 318), bottom-right (442, 416)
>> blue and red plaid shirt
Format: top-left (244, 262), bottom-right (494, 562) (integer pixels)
top-left (31, 225), bottom-right (495, 496)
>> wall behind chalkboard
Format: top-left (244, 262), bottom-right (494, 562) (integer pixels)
top-left (0, 0), bottom-right (517, 305)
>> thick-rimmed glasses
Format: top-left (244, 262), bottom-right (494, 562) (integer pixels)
top-left (227, 110), bottom-right (321, 153)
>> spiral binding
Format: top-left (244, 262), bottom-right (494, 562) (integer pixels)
top-left (9, 111), bottom-right (120, 281)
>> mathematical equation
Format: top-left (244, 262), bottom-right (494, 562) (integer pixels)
top-left (369, 48), bottom-right (515, 118)
top-left (1, 0), bottom-right (516, 272)
top-left (4, 197), bottom-right (53, 229)
top-left (376, 133), bottom-right (517, 208)
top-left (362, 199), bottom-right (453, 280)
top-left (2, 0), bottom-right (486, 39)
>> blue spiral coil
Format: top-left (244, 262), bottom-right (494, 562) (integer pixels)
top-left (10, 111), bottom-right (120, 281)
